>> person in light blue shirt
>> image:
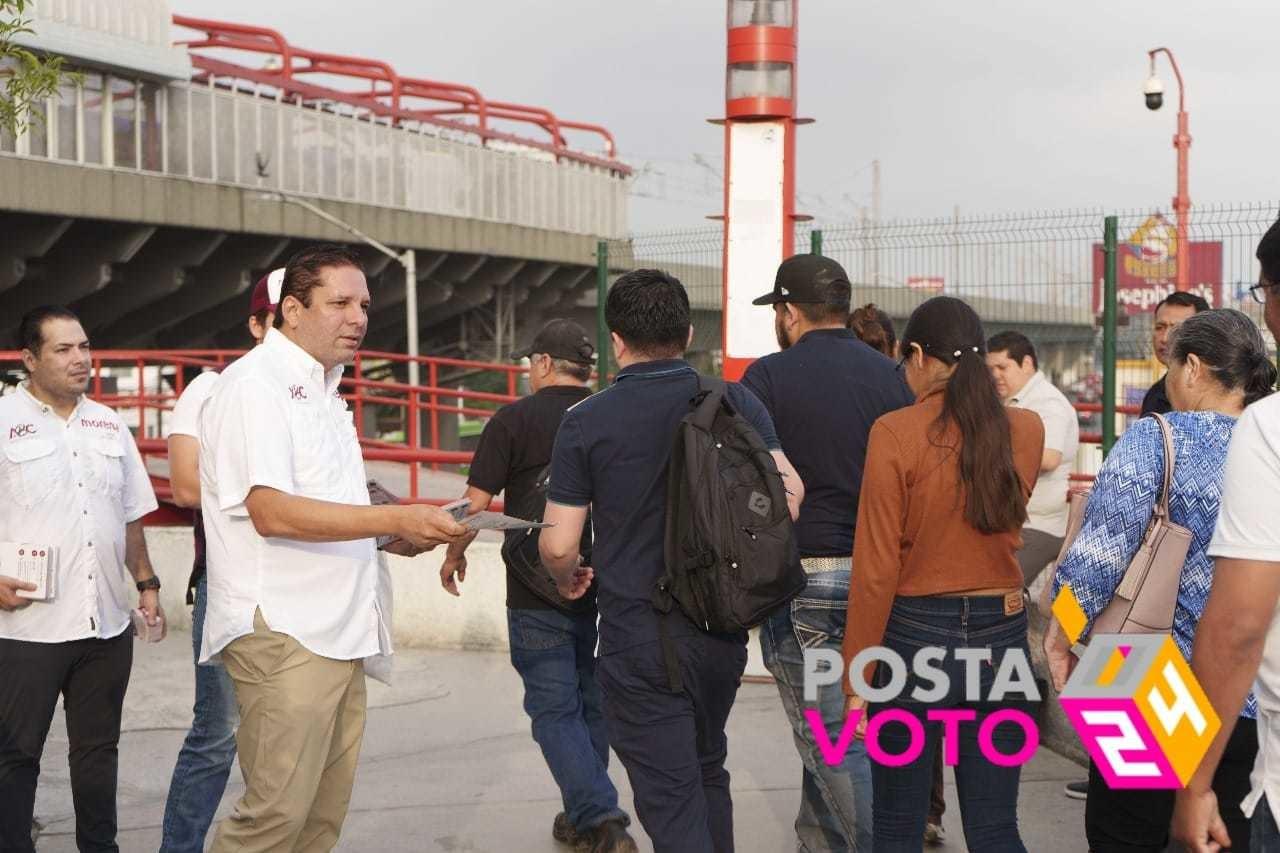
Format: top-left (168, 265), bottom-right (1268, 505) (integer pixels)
top-left (1045, 308), bottom-right (1276, 853)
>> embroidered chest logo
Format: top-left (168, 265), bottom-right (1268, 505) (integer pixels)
top-left (8, 424), bottom-right (37, 439)
top-left (289, 385), bottom-right (308, 401)
top-left (79, 418), bottom-right (119, 433)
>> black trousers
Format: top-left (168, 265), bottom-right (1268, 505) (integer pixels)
top-left (0, 631), bottom-right (133, 853)
top-left (1085, 715), bottom-right (1258, 853)
top-left (596, 631), bottom-right (748, 853)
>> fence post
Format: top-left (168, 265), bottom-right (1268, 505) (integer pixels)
top-left (596, 239), bottom-right (609, 391)
top-left (810, 229), bottom-right (823, 256)
top-left (1103, 215), bottom-right (1118, 456)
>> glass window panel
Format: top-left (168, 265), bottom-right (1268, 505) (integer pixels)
top-left (214, 92), bottom-right (235, 180)
top-left (27, 99), bottom-right (48, 157)
top-left (166, 85), bottom-right (188, 175)
top-left (112, 76), bottom-right (137, 168)
top-left (139, 81), bottom-right (162, 171)
top-left (728, 0), bottom-right (793, 27)
top-left (190, 87), bottom-right (212, 179)
top-left (57, 80), bottom-right (77, 160)
top-left (82, 72), bottom-right (103, 164)
top-left (727, 62), bottom-right (793, 100)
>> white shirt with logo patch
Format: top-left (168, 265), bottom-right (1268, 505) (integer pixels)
top-left (0, 385), bottom-right (158, 642)
top-left (197, 328), bottom-right (390, 665)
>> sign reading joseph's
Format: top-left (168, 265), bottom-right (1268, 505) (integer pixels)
top-left (1091, 214), bottom-right (1222, 315)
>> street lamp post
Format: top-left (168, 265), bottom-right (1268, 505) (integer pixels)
top-left (1144, 47), bottom-right (1191, 293)
top-left (259, 191), bottom-right (420, 388)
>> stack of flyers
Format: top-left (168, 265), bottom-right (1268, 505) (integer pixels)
top-left (1, 542), bottom-right (56, 601)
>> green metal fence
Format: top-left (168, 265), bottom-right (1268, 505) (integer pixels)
top-left (602, 201), bottom-right (1279, 479)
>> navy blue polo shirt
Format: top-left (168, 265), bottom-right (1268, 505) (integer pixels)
top-left (741, 328), bottom-right (913, 558)
top-left (548, 359), bottom-right (781, 655)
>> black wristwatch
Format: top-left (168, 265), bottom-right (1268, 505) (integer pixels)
top-left (136, 576), bottom-right (161, 593)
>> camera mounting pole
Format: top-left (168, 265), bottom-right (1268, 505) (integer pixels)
top-left (1146, 47), bottom-right (1191, 293)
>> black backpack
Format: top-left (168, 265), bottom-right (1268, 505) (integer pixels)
top-left (652, 376), bottom-right (805, 658)
top-left (500, 466), bottom-right (595, 615)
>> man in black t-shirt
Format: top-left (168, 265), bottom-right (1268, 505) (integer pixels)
top-left (439, 319), bottom-right (634, 852)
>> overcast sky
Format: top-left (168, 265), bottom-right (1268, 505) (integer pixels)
top-left (173, 0), bottom-right (1280, 233)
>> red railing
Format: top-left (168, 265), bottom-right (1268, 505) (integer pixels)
top-left (172, 15), bottom-right (629, 173)
top-left (0, 348), bottom-right (525, 505)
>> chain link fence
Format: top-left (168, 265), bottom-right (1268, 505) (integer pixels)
top-left (604, 202), bottom-right (1280, 478)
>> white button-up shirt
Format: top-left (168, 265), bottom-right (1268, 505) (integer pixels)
top-left (198, 328), bottom-right (390, 664)
top-left (1008, 370), bottom-right (1080, 537)
top-left (0, 385), bottom-right (158, 642)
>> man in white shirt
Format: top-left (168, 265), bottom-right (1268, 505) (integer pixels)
top-left (1174, 219), bottom-right (1280, 852)
top-left (987, 331), bottom-right (1080, 584)
top-left (0, 306), bottom-right (162, 853)
top-left (200, 245), bottom-right (468, 853)
top-left (158, 268), bottom-right (282, 853)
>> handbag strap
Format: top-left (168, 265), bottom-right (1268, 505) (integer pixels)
top-left (1149, 412), bottom-right (1176, 521)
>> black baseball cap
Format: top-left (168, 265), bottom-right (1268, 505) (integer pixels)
top-left (510, 319), bottom-right (596, 365)
top-left (751, 254), bottom-right (853, 306)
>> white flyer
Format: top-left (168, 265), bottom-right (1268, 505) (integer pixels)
top-left (0, 542), bottom-right (56, 600)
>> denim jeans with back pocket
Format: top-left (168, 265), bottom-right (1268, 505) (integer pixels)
top-left (760, 568), bottom-right (873, 852)
top-left (870, 594), bottom-right (1032, 853)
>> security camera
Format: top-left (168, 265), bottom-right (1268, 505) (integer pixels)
top-left (1144, 75), bottom-right (1164, 111)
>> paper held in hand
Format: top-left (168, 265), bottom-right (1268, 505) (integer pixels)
top-left (1, 542), bottom-right (56, 600)
top-left (440, 498), bottom-right (553, 532)
top-left (365, 481), bottom-right (553, 552)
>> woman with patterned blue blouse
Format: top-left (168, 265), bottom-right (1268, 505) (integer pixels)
top-left (1045, 309), bottom-right (1277, 853)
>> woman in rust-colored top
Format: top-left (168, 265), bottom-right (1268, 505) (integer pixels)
top-left (842, 296), bottom-right (1044, 852)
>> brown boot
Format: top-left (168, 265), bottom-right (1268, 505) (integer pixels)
top-left (582, 818), bottom-right (638, 853)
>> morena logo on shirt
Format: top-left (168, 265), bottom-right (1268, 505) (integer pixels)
top-left (8, 423), bottom-right (36, 439)
top-left (79, 418), bottom-right (119, 433)
top-left (289, 385), bottom-right (308, 401)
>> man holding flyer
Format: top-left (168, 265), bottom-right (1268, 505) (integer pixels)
top-left (0, 305), bottom-right (163, 853)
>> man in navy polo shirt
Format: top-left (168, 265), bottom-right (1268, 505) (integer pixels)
top-left (742, 254), bottom-right (913, 852)
top-left (539, 269), bottom-right (801, 853)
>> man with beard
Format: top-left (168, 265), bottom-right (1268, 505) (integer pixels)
top-left (0, 306), bottom-right (162, 853)
top-left (741, 255), bottom-right (913, 852)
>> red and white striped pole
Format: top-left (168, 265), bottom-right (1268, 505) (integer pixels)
top-left (717, 0), bottom-right (806, 381)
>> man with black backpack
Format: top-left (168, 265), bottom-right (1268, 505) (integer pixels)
top-left (539, 269), bottom-right (804, 853)
top-left (437, 318), bottom-right (635, 853)
top-left (743, 254), bottom-right (914, 852)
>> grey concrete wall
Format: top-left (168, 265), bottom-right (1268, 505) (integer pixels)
top-left (0, 157), bottom-right (603, 268)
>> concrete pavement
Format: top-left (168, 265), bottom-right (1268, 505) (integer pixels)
top-left (31, 631), bottom-right (1089, 852)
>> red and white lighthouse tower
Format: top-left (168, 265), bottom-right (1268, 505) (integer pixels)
top-left (718, 0), bottom-right (802, 381)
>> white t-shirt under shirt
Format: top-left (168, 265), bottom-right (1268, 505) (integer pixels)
top-left (169, 371), bottom-right (221, 439)
top-left (1008, 371), bottom-right (1080, 537)
top-left (1208, 392), bottom-right (1280, 819)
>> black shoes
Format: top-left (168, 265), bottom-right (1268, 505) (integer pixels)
top-left (584, 818), bottom-right (638, 853)
top-left (553, 814), bottom-right (638, 853)
top-left (553, 812), bottom-right (583, 846)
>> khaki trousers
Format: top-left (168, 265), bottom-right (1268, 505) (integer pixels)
top-left (210, 610), bottom-right (367, 853)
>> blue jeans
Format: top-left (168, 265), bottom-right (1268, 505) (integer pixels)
top-left (1255, 794), bottom-right (1280, 851)
top-left (159, 576), bottom-right (239, 853)
top-left (508, 608), bottom-right (627, 833)
top-left (870, 595), bottom-right (1031, 853)
top-left (760, 569), bottom-right (873, 852)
